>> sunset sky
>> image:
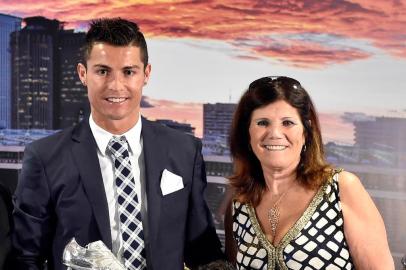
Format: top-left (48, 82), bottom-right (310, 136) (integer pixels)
top-left (1, 0), bottom-right (405, 142)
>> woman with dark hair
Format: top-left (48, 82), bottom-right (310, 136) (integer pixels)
top-left (224, 76), bottom-right (393, 269)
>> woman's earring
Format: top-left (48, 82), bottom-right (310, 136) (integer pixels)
top-left (302, 144), bottom-right (307, 152)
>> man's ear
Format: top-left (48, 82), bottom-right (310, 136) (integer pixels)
top-left (77, 63), bottom-right (87, 86)
top-left (143, 63), bottom-right (151, 85)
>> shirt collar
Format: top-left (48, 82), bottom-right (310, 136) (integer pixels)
top-left (89, 114), bottom-right (142, 156)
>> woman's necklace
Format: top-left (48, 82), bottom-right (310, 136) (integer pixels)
top-left (267, 184), bottom-right (295, 237)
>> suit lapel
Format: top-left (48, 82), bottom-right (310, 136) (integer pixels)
top-left (69, 118), bottom-right (167, 252)
top-left (71, 120), bottom-right (112, 249)
top-left (142, 118), bottom-right (167, 251)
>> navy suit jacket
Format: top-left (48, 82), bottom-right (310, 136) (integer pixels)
top-left (11, 118), bottom-right (223, 270)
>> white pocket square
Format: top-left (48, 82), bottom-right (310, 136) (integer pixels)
top-left (160, 169), bottom-right (184, 196)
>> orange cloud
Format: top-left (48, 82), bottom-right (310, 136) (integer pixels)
top-left (141, 96), bottom-right (203, 137)
top-left (1, 0), bottom-right (405, 68)
top-left (234, 35), bottom-right (371, 68)
top-left (319, 113), bottom-right (354, 144)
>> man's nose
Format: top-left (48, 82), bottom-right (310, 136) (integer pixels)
top-left (108, 72), bottom-right (125, 91)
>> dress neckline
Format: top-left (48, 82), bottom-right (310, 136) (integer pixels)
top-left (245, 182), bottom-right (327, 269)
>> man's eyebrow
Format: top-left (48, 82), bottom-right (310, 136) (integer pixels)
top-left (122, 65), bottom-right (141, 69)
top-left (90, 64), bottom-right (142, 70)
top-left (92, 64), bottom-right (111, 69)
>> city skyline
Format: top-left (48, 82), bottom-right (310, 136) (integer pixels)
top-left (1, 1), bottom-right (406, 144)
top-left (0, 1), bottom-right (405, 117)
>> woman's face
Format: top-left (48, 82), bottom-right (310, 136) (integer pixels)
top-left (249, 99), bottom-right (305, 173)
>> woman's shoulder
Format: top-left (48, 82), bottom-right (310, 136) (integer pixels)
top-left (322, 169), bottom-right (363, 200)
top-left (336, 170), bottom-right (363, 192)
top-left (337, 170), bottom-right (359, 181)
top-left (333, 170), bottom-right (370, 208)
top-left (325, 168), bottom-right (359, 186)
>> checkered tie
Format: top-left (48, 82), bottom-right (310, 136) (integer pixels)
top-left (107, 136), bottom-right (146, 270)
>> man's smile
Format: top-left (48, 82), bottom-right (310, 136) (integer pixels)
top-left (105, 97), bottom-right (128, 103)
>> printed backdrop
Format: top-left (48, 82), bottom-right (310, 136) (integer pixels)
top-left (1, 1), bottom-right (406, 268)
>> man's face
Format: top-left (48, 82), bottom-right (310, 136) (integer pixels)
top-left (77, 42), bottom-right (151, 133)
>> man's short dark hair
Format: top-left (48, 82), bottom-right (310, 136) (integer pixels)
top-left (84, 17), bottom-right (148, 68)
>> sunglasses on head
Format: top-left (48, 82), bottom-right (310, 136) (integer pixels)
top-left (248, 76), bottom-right (301, 89)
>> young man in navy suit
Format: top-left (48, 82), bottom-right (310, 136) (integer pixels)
top-left (12, 18), bottom-right (224, 270)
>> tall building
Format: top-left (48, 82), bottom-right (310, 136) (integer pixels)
top-left (11, 17), bottom-right (59, 129)
top-left (203, 103), bottom-right (236, 155)
top-left (203, 103), bottom-right (236, 139)
top-left (202, 103), bottom-right (236, 243)
top-left (0, 14), bottom-right (22, 129)
top-left (355, 116), bottom-right (406, 148)
top-left (57, 30), bottom-right (88, 128)
top-left (10, 16), bottom-right (87, 129)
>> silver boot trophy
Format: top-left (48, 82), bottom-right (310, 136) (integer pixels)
top-left (62, 238), bottom-right (125, 270)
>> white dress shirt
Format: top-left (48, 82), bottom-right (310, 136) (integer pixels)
top-left (89, 114), bottom-right (147, 259)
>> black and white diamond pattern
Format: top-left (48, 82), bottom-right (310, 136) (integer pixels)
top-left (233, 171), bottom-right (354, 270)
top-left (233, 201), bottom-right (268, 269)
top-left (283, 176), bottom-right (354, 270)
top-left (107, 136), bottom-right (146, 270)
